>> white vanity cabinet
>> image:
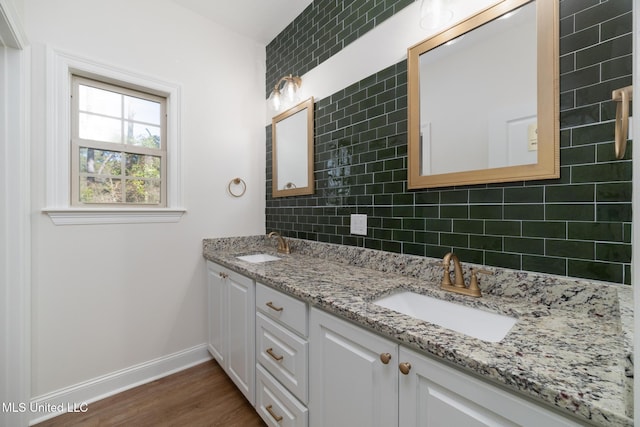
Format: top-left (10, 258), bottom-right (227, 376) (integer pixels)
top-left (309, 307), bottom-right (399, 427)
top-left (255, 283), bottom-right (309, 427)
top-left (311, 307), bottom-right (582, 427)
top-left (204, 256), bottom-right (586, 426)
top-left (206, 261), bottom-right (255, 405)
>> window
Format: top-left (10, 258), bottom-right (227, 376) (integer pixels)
top-left (43, 48), bottom-right (184, 225)
top-left (71, 76), bottom-right (167, 207)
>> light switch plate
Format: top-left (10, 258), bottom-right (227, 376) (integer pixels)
top-left (350, 214), bottom-right (367, 236)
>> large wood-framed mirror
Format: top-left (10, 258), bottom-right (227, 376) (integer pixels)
top-left (272, 97), bottom-right (315, 198)
top-left (408, 0), bottom-right (559, 189)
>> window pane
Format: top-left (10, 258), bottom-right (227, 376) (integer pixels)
top-left (125, 153), bottom-right (161, 177)
top-left (79, 177), bottom-right (122, 203)
top-left (72, 74), bottom-right (167, 207)
top-left (126, 179), bottom-right (161, 204)
top-left (79, 85), bottom-right (122, 118)
top-left (79, 112), bottom-right (122, 143)
top-left (125, 122), bottom-right (161, 148)
top-left (124, 96), bottom-right (161, 125)
top-left (79, 147), bottom-right (122, 175)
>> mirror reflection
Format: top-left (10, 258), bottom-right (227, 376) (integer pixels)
top-left (272, 97), bottom-right (314, 198)
top-left (408, 0), bottom-right (559, 189)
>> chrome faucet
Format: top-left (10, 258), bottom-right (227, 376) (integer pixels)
top-left (441, 252), bottom-right (491, 297)
top-left (267, 231), bottom-right (290, 254)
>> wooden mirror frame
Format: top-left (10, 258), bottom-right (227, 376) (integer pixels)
top-left (272, 97), bottom-right (315, 198)
top-left (407, 0), bottom-right (559, 189)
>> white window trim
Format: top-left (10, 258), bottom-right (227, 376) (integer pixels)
top-left (43, 47), bottom-right (185, 225)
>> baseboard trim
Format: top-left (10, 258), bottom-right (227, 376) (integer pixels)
top-left (29, 344), bottom-right (212, 425)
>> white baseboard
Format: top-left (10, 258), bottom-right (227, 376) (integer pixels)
top-left (28, 344), bottom-right (212, 425)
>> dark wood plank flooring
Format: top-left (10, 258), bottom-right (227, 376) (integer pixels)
top-left (34, 360), bottom-right (266, 427)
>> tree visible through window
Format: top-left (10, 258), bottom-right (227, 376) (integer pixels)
top-left (71, 75), bottom-right (167, 206)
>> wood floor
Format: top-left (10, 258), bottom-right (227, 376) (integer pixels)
top-left (34, 360), bottom-right (266, 427)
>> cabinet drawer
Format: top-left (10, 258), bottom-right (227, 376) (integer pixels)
top-left (257, 312), bottom-right (308, 403)
top-left (256, 364), bottom-right (308, 427)
top-left (257, 282), bottom-right (308, 337)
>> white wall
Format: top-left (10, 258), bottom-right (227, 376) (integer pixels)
top-left (24, 0), bottom-right (265, 400)
top-left (6, 0), bottom-right (21, 21)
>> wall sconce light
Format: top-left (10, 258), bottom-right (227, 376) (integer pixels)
top-left (268, 74), bottom-right (302, 112)
top-left (419, 0), bottom-right (453, 29)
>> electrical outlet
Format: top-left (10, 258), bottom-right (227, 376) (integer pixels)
top-left (350, 214), bottom-right (367, 236)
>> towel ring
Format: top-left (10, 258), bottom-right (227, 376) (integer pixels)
top-left (228, 178), bottom-right (247, 198)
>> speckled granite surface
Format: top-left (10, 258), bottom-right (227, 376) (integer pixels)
top-left (203, 235), bottom-right (633, 427)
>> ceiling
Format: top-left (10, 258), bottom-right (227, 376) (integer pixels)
top-left (172, 0), bottom-right (314, 44)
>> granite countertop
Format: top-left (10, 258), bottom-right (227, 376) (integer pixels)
top-left (202, 235), bottom-right (633, 427)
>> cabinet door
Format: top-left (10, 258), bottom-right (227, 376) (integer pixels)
top-left (309, 308), bottom-right (398, 427)
top-left (226, 269), bottom-right (256, 405)
top-left (206, 261), bottom-right (226, 366)
top-left (398, 347), bottom-right (581, 427)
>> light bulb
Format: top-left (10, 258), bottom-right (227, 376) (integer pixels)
top-left (283, 79), bottom-right (298, 103)
top-left (268, 88), bottom-right (282, 111)
top-left (420, 0), bottom-right (453, 29)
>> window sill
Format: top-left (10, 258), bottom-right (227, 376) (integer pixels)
top-left (43, 208), bottom-right (186, 225)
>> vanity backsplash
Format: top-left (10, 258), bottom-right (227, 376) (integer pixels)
top-left (204, 235), bottom-right (630, 319)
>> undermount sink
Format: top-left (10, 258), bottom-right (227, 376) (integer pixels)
top-left (373, 291), bottom-right (517, 343)
top-left (236, 253), bottom-right (281, 263)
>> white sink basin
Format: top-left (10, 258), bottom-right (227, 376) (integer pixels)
top-left (373, 291), bottom-right (517, 343)
top-left (236, 253), bottom-right (281, 263)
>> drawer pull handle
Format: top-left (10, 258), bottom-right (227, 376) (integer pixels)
top-left (266, 347), bottom-right (284, 361)
top-left (266, 301), bottom-right (284, 312)
top-left (218, 272), bottom-right (228, 279)
top-left (265, 404), bottom-right (283, 422)
top-left (399, 362), bottom-right (412, 375)
top-left (380, 353), bottom-right (392, 364)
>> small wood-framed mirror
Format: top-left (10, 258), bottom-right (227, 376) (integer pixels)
top-left (408, 0), bottom-right (559, 189)
top-left (272, 97), bottom-right (314, 198)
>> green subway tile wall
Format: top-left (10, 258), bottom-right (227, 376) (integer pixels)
top-left (265, 0), bottom-right (414, 95)
top-left (265, 0), bottom-right (633, 284)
